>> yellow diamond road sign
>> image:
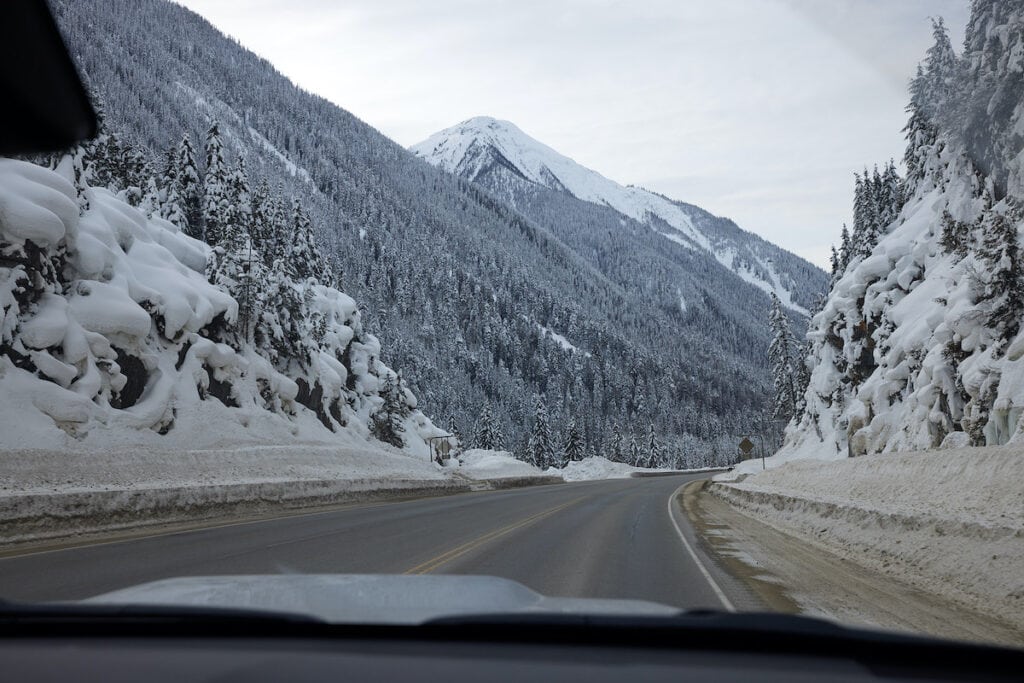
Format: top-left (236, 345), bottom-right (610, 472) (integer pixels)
top-left (738, 437), bottom-right (755, 455)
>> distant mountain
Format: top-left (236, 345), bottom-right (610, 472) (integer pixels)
top-left (49, 0), bottom-right (823, 466)
top-left (412, 117), bottom-right (823, 314)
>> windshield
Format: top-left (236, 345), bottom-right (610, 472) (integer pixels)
top-left (0, 0), bottom-right (1021, 652)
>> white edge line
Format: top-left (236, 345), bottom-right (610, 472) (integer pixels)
top-left (667, 483), bottom-right (736, 612)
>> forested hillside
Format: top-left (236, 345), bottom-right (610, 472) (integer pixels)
top-left (781, 2), bottom-right (1024, 460)
top-left (47, 0), bottom-right (824, 467)
top-left (412, 117), bottom-right (825, 316)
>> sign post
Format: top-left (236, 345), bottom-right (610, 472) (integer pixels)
top-left (427, 434), bottom-right (456, 465)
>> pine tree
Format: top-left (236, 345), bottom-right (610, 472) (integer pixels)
top-left (646, 422), bottom-right (662, 468)
top-left (563, 419), bottom-right (584, 465)
top-left (628, 433), bottom-right (642, 467)
top-left (290, 198), bottom-right (328, 283)
top-left (202, 121), bottom-right (230, 245)
top-left (839, 224), bottom-right (852, 271)
top-left (228, 156), bottom-right (252, 234)
top-left (446, 414), bottom-right (463, 453)
top-left (158, 144), bottom-right (188, 231)
top-left (767, 293), bottom-right (798, 421)
top-left (829, 246), bottom-right (840, 284)
top-left (177, 133), bottom-right (202, 239)
top-left (527, 396), bottom-right (556, 469)
top-left (474, 401), bottom-right (503, 450)
top-left (371, 374), bottom-right (408, 447)
top-left (250, 179), bottom-right (273, 256)
top-left (904, 17), bottom-right (959, 195)
top-left (978, 206), bottom-right (1024, 352)
top-left (607, 423), bottom-right (623, 462)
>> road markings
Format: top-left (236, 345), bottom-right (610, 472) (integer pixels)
top-left (404, 498), bottom-right (583, 575)
top-left (667, 484), bottom-right (736, 612)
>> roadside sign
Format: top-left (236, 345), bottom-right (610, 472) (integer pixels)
top-left (738, 437), bottom-right (755, 456)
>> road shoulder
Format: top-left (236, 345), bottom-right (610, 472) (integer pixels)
top-left (684, 479), bottom-right (1023, 648)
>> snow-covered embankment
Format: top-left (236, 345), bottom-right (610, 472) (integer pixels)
top-left (711, 447), bottom-right (1024, 630)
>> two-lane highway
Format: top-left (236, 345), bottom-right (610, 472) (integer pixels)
top-left (0, 474), bottom-right (742, 609)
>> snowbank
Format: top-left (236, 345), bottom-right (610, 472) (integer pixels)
top-left (456, 452), bottom-right (690, 484)
top-left (457, 449), bottom-right (547, 480)
top-left (0, 444), bottom-right (463, 545)
top-left (710, 446), bottom-right (1024, 630)
top-left (558, 456), bottom-right (643, 481)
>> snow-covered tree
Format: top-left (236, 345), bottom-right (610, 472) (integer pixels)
top-left (156, 144), bottom-right (188, 230)
top-left (767, 293), bottom-right (798, 421)
top-left (371, 373), bottom-right (409, 447)
top-left (290, 199), bottom-right (328, 283)
top-left (646, 422), bottom-right (662, 468)
top-left (474, 401), bottom-right (503, 450)
top-left (977, 205), bottom-right (1024, 352)
top-left (607, 423), bottom-right (623, 462)
top-left (176, 133), bottom-right (202, 238)
top-left (202, 121), bottom-right (230, 245)
top-left (527, 397), bottom-right (556, 469)
top-left (563, 418), bottom-right (584, 465)
top-left (628, 433), bottom-right (642, 467)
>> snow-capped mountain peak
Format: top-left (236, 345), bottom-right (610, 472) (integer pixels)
top-left (411, 117), bottom-right (821, 315)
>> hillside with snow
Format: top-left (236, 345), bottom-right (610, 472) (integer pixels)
top-left (747, 7), bottom-right (1024, 470)
top-left (412, 116), bottom-right (823, 315)
top-left (0, 158), bottom-right (441, 455)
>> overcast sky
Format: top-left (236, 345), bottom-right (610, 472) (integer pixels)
top-left (175, 0), bottom-right (970, 267)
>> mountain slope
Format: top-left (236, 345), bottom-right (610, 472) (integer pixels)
top-left (411, 117), bottom-right (824, 314)
top-left (50, 0), bottom-right (809, 466)
top-left (769, 6), bottom-right (1024, 466)
top-left (0, 158), bottom-right (437, 453)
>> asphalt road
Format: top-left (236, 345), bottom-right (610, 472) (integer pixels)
top-left (0, 474), bottom-right (737, 609)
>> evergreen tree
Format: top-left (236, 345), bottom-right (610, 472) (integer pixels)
top-left (228, 156), bottom-right (252, 233)
top-left (371, 374), bottom-right (408, 447)
top-left (158, 144), bottom-right (188, 230)
top-left (250, 179), bottom-right (273, 256)
top-left (527, 396), bottom-right (556, 469)
top-left (839, 224), bottom-right (852, 271)
top-left (607, 423), bottom-right (623, 462)
top-left (474, 401), bottom-right (503, 450)
top-left (177, 133), bottom-right (202, 239)
top-left (904, 17), bottom-right (959, 195)
top-left (446, 414), bottom-right (463, 452)
top-left (290, 198), bottom-right (328, 283)
top-left (977, 206), bottom-right (1024, 352)
top-left (628, 433), bottom-right (642, 467)
top-left (767, 293), bottom-right (798, 421)
top-left (563, 419), bottom-right (584, 465)
top-left (646, 422), bottom-right (662, 468)
top-left (202, 121), bottom-right (230, 245)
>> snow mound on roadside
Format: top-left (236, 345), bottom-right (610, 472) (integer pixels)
top-left (457, 449), bottom-right (545, 480)
top-left (558, 456), bottom-right (643, 481)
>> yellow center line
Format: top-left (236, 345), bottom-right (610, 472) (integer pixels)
top-left (403, 497), bottom-right (584, 575)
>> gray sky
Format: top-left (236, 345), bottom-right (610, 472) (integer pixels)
top-left (176, 0), bottom-right (970, 267)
